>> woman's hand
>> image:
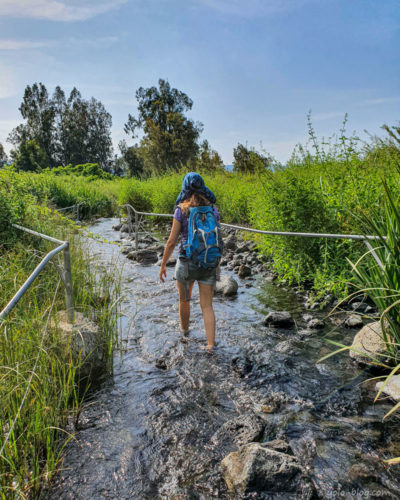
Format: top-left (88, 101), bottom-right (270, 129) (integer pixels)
top-left (159, 263), bottom-right (167, 283)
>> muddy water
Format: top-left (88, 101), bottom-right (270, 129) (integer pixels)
top-left (48, 218), bottom-right (400, 499)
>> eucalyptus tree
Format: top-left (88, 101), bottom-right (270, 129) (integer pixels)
top-left (8, 83), bottom-right (113, 171)
top-left (124, 79), bottom-right (202, 173)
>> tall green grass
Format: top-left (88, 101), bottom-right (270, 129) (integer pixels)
top-left (0, 187), bottom-right (121, 497)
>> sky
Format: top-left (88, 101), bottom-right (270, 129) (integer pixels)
top-left (0, 0), bottom-right (399, 164)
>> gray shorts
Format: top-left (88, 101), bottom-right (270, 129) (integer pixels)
top-left (175, 257), bottom-right (217, 286)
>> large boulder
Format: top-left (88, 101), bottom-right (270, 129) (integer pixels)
top-left (264, 311), bottom-right (295, 328)
top-left (376, 375), bottom-right (400, 402)
top-left (215, 275), bottom-right (239, 296)
top-left (50, 311), bottom-right (104, 380)
top-left (221, 442), bottom-right (312, 498)
top-left (350, 320), bottom-right (387, 364)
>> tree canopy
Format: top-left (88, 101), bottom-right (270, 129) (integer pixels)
top-left (0, 143), bottom-right (7, 168)
top-left (233, 143), bottom-right (271, 174)
top-left (124, 79), bottom-right (203, 174)
top-left (8, 83), bottom-right (113, 171)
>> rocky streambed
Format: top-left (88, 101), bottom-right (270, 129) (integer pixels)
top-left (47, 217), bottom-right (400, 499)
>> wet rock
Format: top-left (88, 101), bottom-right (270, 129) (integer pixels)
top-left (264, 311), bottom-right (295, 328)
top-left (275, 340), bottom-right (293, 353)
top-left (223, 234), bottom-right (237, 251)
top-left (221, 442), bottom-right (312, 498)
top-left (120, 223), bottom-right (130, 233)
top-left (127, 249), bottom-right (159, 264)
top-left (303, 314), bottom-right (313, 323)
top-left (351, 301), bottom-right (369, 312)
top-left (238, 265), bottom-right (252, 278)
top-left (165, 258), bottom-right (177, 267)
top-left (345, 314), bottom-right (363, 328)
top-left (121, 246), bottom-right (133, 255)
top-left (212, 413), bottom-right (266, 447)
top-left (50, 311), bottom-right (103, 381)
top-left (112, 222), bottom-right (122, 231)
top-left (350, 321), bottom-right (387, 364)
top-left (376, 375), bottom-right (400, 402)
top-left (215, 275), bottom-right (239, 296)
top-left (307, 318), bottom-right (325, 329)
top-left (231, 355), bottom-right (253, 377)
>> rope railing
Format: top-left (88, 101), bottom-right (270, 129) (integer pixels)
top-left (118, 203), bottom-right (385, 270)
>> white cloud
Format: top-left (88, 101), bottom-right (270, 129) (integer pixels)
top-left (357, 97), bottom-right (400, 107)
top-left (195, 0), bottom-right (318, 18)
top-left (313, 111), bottom-right (346, 122)
top-left (0, 39), bottom-right (49, 50)
top-left (0, 0), bottom-right (127, 22)
top-left (0, 36), bottom-right (119, 52)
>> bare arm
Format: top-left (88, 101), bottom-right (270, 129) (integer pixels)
top-left (159, 218), bottom-right (181, 282)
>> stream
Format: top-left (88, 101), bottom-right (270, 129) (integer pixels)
top-left (47, 217), bottom-right (400, 499)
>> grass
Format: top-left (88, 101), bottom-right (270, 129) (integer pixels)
top-left (0, 196), bottom-right (121, 497)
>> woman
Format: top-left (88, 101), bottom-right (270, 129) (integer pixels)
top-left (159, 173), bottom-right (220, 353)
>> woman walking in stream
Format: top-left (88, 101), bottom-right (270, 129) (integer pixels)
top-left (159, 172), bottom-right (222, 353)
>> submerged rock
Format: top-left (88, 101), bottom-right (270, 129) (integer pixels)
top-left (215, 275), bottom-right (239, 296)
top-left (221, 442), bottom-right (312, 498)
top-left (212, 413), bottom-right (265, 447)
top-left (264, 311), bottom-right (295, 328)
top-left (307, 318), bottom-right (325, 329)
top-left (238, 264), bottom-right (252, 278)
top-left (350, 321), bottom-right (387, 364)
top-left (345, 314), bottom-right (363, 328)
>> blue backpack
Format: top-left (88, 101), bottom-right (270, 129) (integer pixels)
top-left (184, 206), bottom-right (224, 268)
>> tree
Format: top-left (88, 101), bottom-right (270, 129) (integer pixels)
top-left (233, 143), bottom-right (271, 174)
top-left (117, 140), bottom-right (144, 177)
top-left (8, 83), bottom-right (113, 170)
top-left (11, 139), bottom-right (48, 172)
top-left (124, 79), bottom-right (202, 173)
top-left (0, 143), bottom-right (7, 167)
top-left (196, 140), bottom-right (224, 173)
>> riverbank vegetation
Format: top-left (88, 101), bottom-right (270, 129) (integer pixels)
top-left (0, 170), bottom-right (120, 497)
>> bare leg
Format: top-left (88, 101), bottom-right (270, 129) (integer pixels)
top-left (177, 281), bottom-right (195, 331)
top-left (198, 283), bottom-right (215, 348)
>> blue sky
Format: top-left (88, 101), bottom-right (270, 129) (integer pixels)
top-left (0, 0), bottom-right (399, 163)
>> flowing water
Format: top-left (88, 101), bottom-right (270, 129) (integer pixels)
top-left (47, 218), bottom-right (400, 499)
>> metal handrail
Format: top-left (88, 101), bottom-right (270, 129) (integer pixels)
top-left (118, 203), bottom-right (385, 270)
top-left (0, 224), bottom-right (75, 323)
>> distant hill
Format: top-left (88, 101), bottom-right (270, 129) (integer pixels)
top-left (225, 164), bottom-right (233, 171)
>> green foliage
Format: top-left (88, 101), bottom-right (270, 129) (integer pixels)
top-left (233, 143), bottom-right (271, 174)
top-left (0, 202), bottom-right (120, 497)
top-left (347, 169), bottom-right (400, 361)
top-left (117, 178), bottom-right (153, 212)
top-left (124, 79), bottom-right (202, 174)
top-left (196, 140), bottom-right (225, 173)
top-left (47, 163), bottom-right (114, 180)
top-left (8, 83), bottom-right (113, 171)
top-left (12, 139), bottom-right (49, 172)
top-left (0, 142), bottom-right (7, 167)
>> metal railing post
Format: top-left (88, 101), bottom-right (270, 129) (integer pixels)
top-left (135, 209), bottom-right (139, 252)
top-left (63, 243), bottom-right (75, 323)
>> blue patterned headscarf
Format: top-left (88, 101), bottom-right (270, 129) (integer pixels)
top-left (175, 172), bottom-right (216, 206)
